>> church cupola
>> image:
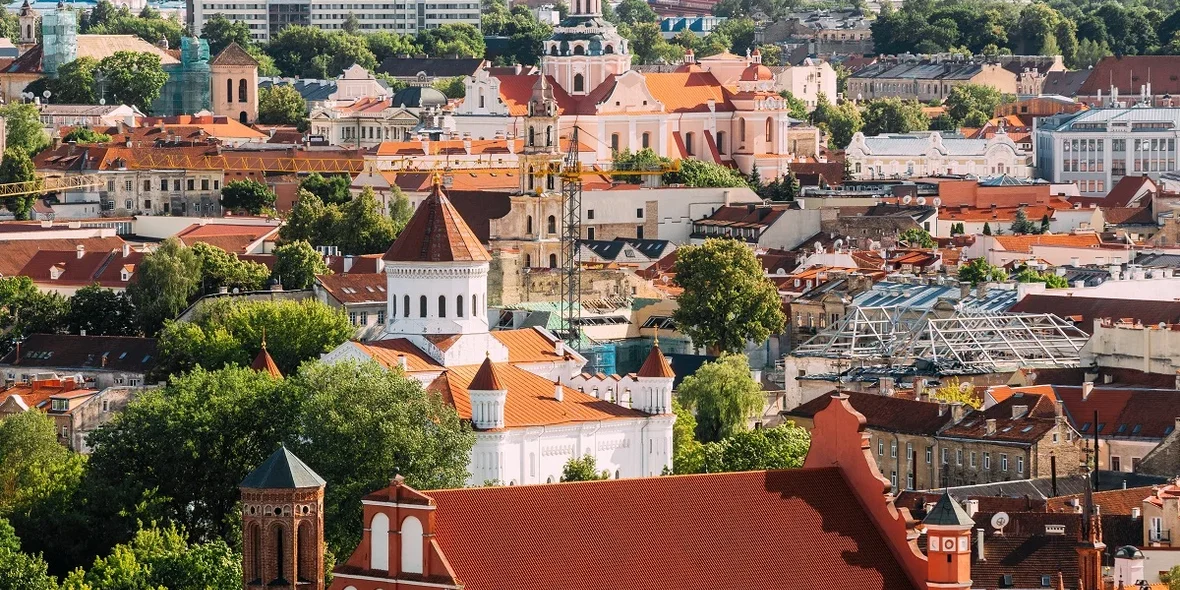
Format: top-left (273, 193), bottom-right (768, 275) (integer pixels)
top-left (540, 0), bottom-right (630, 95)
top-left (634, 339), bottom-right (674, 415)
top-left (467, 356), bottom-right (507, 430)
top-left (923, 491), bottom-right (975, 590)
top-left (240, 446), bottom-right (326, 590)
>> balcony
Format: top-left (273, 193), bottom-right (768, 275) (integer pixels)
top-left (1150, 529), bottom-right (1171, 544)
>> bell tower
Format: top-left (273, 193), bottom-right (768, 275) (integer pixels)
top-left (240, 446), bottom-right (326, 590)
top-left (521, 75), bottom-right (561, 195)
top-left (923, 491), bottom-right (975, 590)
top-left (17, 0), bottom-right (37, 47)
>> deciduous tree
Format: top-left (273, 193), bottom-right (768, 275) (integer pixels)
top-left (200, 14), bottom-right (253, 56)
top-left (0, 103), bottom-right (49, 157)
top-left (96, 51), bottom-right (168, 113)
top-left (862, 98), bottom-right (930, 136)
top-left (126, 238), bottom-right (202, 335)
top-left (898, 227), bottom-right (935, 248)
top-left (957, 257), bottom-right (1007, 286)
top-left (698, 423), bottom-right (810, 473)
top-left (0, 149), bottom-right (39, 220)
top-left (560, 454), bottom-right (610, 482)
top-left (66, 285), bottom-right (139, 336)
top-left (676, 353), bottom-right (764, 443)
top-left (257, 85), bottom-right (307, 126)
top-left (61, 128), bottom-right (111, 144)
top-left (273, 240), bottom-right (328, 290)
top-left (299, 173), bottom-right (351, 206)
top-left (190, 242), bottom-right (271, 295)
top-left (218, 179), bottom-right (276, 215)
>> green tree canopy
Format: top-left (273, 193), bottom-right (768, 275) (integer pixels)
top-left (48, 57), bottom-right (101, 105)
top-left (273, 240), bottom-right (329, 290)
top-left (0, 103), bottom-right (49, 157)
top-left (1009, 207), bottom-right (1040, 234)
top-left (0, 148), bottom-right (39, 220)
top-left (200, 14), bottom-right (254, 56)
top-left (945, 84), bottom-right (1008, 128)
top-left (779, 91), bottom-right (809, 120)
top-left (615, 0), bottom-right (659, 25)
top-left (126, 238), bottom-right (202, 335)
top-left (65, 285), bottom-right (139, 336)
top-left (218, 179), bottom-right (276, 215)
top-left (698, 422), bottom-right (811, 473)
top-left (1013, 266), bottom-right (1069, 288)
top-left (299, 173), bottom-right (351, 206)
top-left (96, 51), bottom-right (169, 113)
top-left (672, 238), bottom-right (784, 353)
top-left (560, 454), bottom-right (611, 482)
top-left (190, 242), bottom-right (271, 295)
top-left (862, 98), bottom-right (930, 136)
top-left (257, 85), bottom-right (308, 126)
top-left (676, 353), bottom-right (764, 443)
top-left (61, 128), bottom-right (112, 144)
top-left (898, 227), bottom-right (935, 248)
top-left (958, 257), bottom-right (1008, 286)
top-left (416, 23), bottom-right (485, 57)
top-left (824, 99), bottom-right (863, 149)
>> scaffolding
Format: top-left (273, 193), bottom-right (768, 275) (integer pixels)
top-left (153, 38), bottom-right (212, 116)
top-left (794, 306), bottom-right (1090, 370)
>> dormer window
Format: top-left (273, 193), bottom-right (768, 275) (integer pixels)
top-left (49, 265), bottom-right (64, 280)
top-left (50, 399), bottom-right (68, 412)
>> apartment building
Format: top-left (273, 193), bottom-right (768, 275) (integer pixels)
top-left (191, 0), bottom-right (481, 42)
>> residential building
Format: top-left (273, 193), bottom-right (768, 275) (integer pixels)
top-left (44, 381), bottom-right (141, 452)
top-left (314, 272), bottom-right (388, 340)
top-left (846, 55), bottom-right (1064, 102)
top-left (574, 238), bottom-right (674, 269)
top-left (39, 104), bottom-right (143, 134)
top-left (1075, 56), bottom-right (1180, 107)
top-left (190, 0), bottom-right (482, 43)
top-left (690, 202), bottom-right (822, 250)
top-left (659, 15), bottom-right (726, 39)
top-left (0, 334), bottom-right (158, 388)
top-left (18, 242), bottom-right (142, 294)
top-left (309, 96), bottom-right (420, 148)
top-left (773, 59), bottom-right (838, 110)
top-left (844, 131), bottom-right (1033, 180)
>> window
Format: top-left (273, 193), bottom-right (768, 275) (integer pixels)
top-left (685, 132), bottom-right (695, 156)
top-left (765, 117), bottom-right (773, 145)
top-left (587, 209), bottom-right (594, 220)
top-left (636, 226), bottom-right (644, 239)
top-left (349, 312), bottom-right (358, 325)
top-left (739, 118), bottom-right (746, 142)
top-left (941, 448), bottom-right (948, 464)
top-left (1001, 453), bottom-right (1008, 471)
top-left (472, 295), bottom-right (478, 317)
top-left (983, 453), bottom-right (990, 470)
top-left (143, 179), bottom-right (151, 191)
top-left (359, 312), bottom-right (368, 325)
top-left (587, 227), bottom-right (595, 240)
top-left (101, 400), bottom-right (109, 412)
top-left (890, 440), bottom-right (896, 458)
top-left (187, 179), bottom-right (195, 191)
top-left (419, 295), bottom-right (427, 317)
top-left (636, 208), bottom-right (644, 219)
top-left (124, 180), bottom-right (132, 191)
top-left (549, 253), bottom-right (557, 268)
top-left (51, 399), bottom-right (68, 411)
top-left (1042, 575), bottom-right (1052, 587)
top-left (457, 295), bottom-right (463, 317)
top-left (1016, 456), bottom-right (1024, 474)
top-left (377, 311), bottom-right (385, 324)
top-left (370, 513), bottom-right (389, 570)
top-left (1111, 456), bottom-right (1121, 471)
top-left (890, 470), bottom-right (897, 488)
top-left (642, 132), bottom-right (650, 148)
top-left (547, 215), bottom-right (556, 234)
top-left (226, 78), bottom-right (233, 102)
top-left (201, 179), bottom-right (210, 190)
top-left (925, 447), bottom-right (932, 464)
top-left (878, 439), bottom-right (884, 456)
top-left (160, 179), bottom-right (168, 191)
top-left (573, 74), bottom-right (584, 92)
top-left (403, 295), bottom-right (410, 317)
top-left (610, 133), bottom-right (619, 152)
top-left (173, 179), bottom-right (181, 191)
top-left (239, 79), bottom-right (248, 103)
top-left (970, 452), bottom-right (976, 468)
top-left (717, 130), bottom-right (726, 154)
top-left (956, 449), bottom-right (962, 465)
top-left (438, 295), bottom-right (446, 318)
top-left (400, 516), bottom-right (424, 573)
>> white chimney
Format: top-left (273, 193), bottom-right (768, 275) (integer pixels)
top-left (1082, 381), bottom-right (1094, 400)
top-left (976, 528), bottom-right (986, 561)
top-left (554, 380), bottom-right (564, 402)
top-left (397, 355), bottom-right (408, 371)
top-left (1132, 507), bottom-right (1142, 518)
top-left (76, 244), bottom-right (85, 259)
top-left (555, 340), bottom-right (565, 357)
top-left (966, 499), bottom-right (980, 517)
top-left (122, 243), bottom-right (131, 258)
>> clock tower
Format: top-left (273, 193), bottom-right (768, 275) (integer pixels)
top-left (923, 491), bottom-right (975, 590)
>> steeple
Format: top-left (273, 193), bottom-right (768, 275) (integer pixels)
top-left (251, 329), bottom-right (282, 378)
top-left (467, 356), bottom-right (508, 430)
top-left (923, 491), bottom-right (974, 590)
top-left (634, 335), bottom-right (674, 414)
top-left (541, 0), bottom-right (630, 96)
top-left (240, 445), bottom-right (326, 590)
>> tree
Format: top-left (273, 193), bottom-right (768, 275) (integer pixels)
top-left (218, 179), bottom-right (276, 215)
top-left (273, 240), bottom-right (328, 290)
top-left (958, 257), bottom-right (1007, 286)
top-left (126, 238), bottom-right (202, 335)
top-left (1009, 207), bottom-right (1037, 234)
top-left (66, 285), bottom-right (139, 336)
top-left (51, 58), bottom-right (101, 105)
top-left (669, 159), bottom-right (751, 188)
top-left (265, 26), bottom-right (331, 77)
top-left (0, 277), bottom-right (68, 352)
top-left (824, 99), bottom-right (863, 149)
top-left (432, 76), bottom-right (466, 99)
top-left (416, 23), bottom-right (485, 57)
top-left (290, 361), bottom-right (474, 554)
top-left (200, 13), bottom-right (253, 56)
top-left (0, 103), bottom-right (49, 156)
top-left (96, 51), bottom-right (168, 113)
top-left (672, 238), bottom-right (784, 353)
top-left (389, 186), bottom-right (413, 235)
top-left (364, 31), bottom-right (421, 64)
top-left (676, 353), bottom-right (764, 443)
top-left (670, 398), bottom-right (704, 474)
top-left (898, 227), bottom-right (935, 248)
top-left (82, 1), bottom-right (118, 32)
top-left (1014, 266), bottom-right (1069, 289)
top-left (931, 376), bottom-right (980, 409)
top-left (342, 12), bottom-right (361, 33)
top-left (862, 98), bottom-right (930, 136)
top-left (337, 187), bottom-right (397, 255)
top-left (0, 149), bottom-right (39, 220)
top-left (0, 548), bottom-right (59, 590)
top-left (61, 128), bottom-right (111, 144)
top-left (614, 0), bottom-right (658, 25)
top-left (280, 190), bottom-right (326, 244)
top-left (191, 242), bottom-right (271, 295)
top-left (699, 423), bottom-right (810, 473)
top-left (560, 454), bottom-right (610, 482)
top-left (1161, 565), bottom-right (1180, 590)
top-left (779, 91), bottom-right (809, 120)
top-left (627, 22), bottom-right (680, 64)
top-left (324, 33), bottom-right (378, 75)
top-left (299, 173), bottom-right (352, 206)
top-left (1040, 214), bottom-right (1051, 234)
top-left (982, 222), bottom-right (992, 236)
top-left (257, 85), bottom-right (307, 126)
top-left (945, 84), bottom-right (1007, 128)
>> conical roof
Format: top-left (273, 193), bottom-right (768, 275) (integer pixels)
top-left (468, 356), bottom-right (505, 391)
top-left (211, 41), bottom-right (260, 66)
top-left (251, 345), bottom-right (282, 378)
top-left (637, 344), bottom-right (675, 378)
top-left (383, 181), bottom-right (491, 263)
top-left (240, 445), bottom-right (325, 489)
top-left (923, 490), bottom-right (975, 527)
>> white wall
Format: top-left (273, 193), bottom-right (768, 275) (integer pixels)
top-left (582, 186), bottom-right (761, 243)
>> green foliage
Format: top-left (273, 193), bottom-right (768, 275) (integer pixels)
top-left (672, 239), bottom-right (784, 353)
top-left (615, 0), bottom-right (659, 25)
top-left (48, 58), bottom-right (101, 105)
top-left (190, 242), bottom-right (271, 295)
top-left (389, 186), bottom-right (413, 235)
top-left (481, 1), bottom-right (553, 65)
top-left (273, 240), bottom-right (329, 290)
top-left (932, 376), bottom-right (981, 409)
top-left (86, 8), bottom-right (185, 49)
top-left (676, 353), bottom-right (765, 443)
top-left (862, 98), bottom-right (930, 136)
top-left (0, 149), bottom-right (39, 220)
top-left (944, 84), bottom-right (1009, 129)
top-left (96, 51), bottom-right (168, 113)
top-left (364, 31), bottom-right (422, 64)
top-left (0, 103), bottom-right (49, 157)
top-left (126, 238), bottom-right (202, 335)
top-left (66, 285), bottom-right (139, 336)
top-left (432, 76), bottom-right (466, 99)
top-left (299, 173), bottom-right (352, 206)
top-left (416, 23), bottom-right (485, 58)
top-left (0, 276), bottom-right (68, 351)
top-left (265, 27), bottom-right (383, 78)
top-left (669, 159), bottom-right (751, 188)
top-left (0, 517), bottom-right (18, 553)
top-left (670, 398), bottom-right (704, 474)
top-left (280, 188), bottom-right (400, 255)
top-left (257, 85), bottom-right (308, 126)
top-left (0, 547), bottom-right (59, 590)
top-left (625, 22), bottom-right (681, 64)
top-left (61, 128), bottom-right (111, 144)
top-left (822, 98), bottom-right (863, 149)
top-left (0, 6), bottom-right (18, 43)
top-left (200, 14), bottom-right (253, 56)
top-left (1009, 207), bottom-right (1040, 234)
top-left (1014, 266), bottom-right (1069, 288)
top-left (560, 454), bottom-right (611, 482)
top-left (1162, 565), bottom-right (1180, 590)
top-left (982, 222), bottom-right (992, 236)
top-left (898, 227), bottom-right (935, 248)
top-left (778, 91), bottom-right (809, 120)
top-left (153, 297), bottom-right (353, 379)
top-left (958, 257), bottom-right (1008, 286)
top-left (698, 423), bottom-right (811, 473)
top-left (218, 179), bottom-right (276, 215)
top-left (757, 171), bottom-right (799, 201)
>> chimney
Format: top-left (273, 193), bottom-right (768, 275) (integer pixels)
top-left (555, 340), bottom-right (565, 357)
top-left (950, 402), bottom-right (967, 423)
top-left (121, 243), bottom-right (130, 258)
top-left (397, 355), bottom-right (408, 371)
top-left (960, 282), bottom-right (971, 299)
top-left (938, 401), bottom-right (948, 416)
top-left (1012, 404), bottom-right (1028, 419)
top-left (1082, 381), bottom-right (1094, 400)
top-left (554, 380), bottom-right (564, 402)
top-left (879, 377), bottom-right (895, 396)
top-left (1055, 399), bottom-right (1064, 418)
top-left (723, 190), bottom-right (733, 206)
top-left (975, 528), bottom-right (986, 561)
top-left (914, 378), bottom-right (927, 399)
top-left (986, 418), bottom-right (997, 435)
top-left (966, 499), bottom-right (980, 517)
top-left (976, 282), bottom-right (989, 299)
top-left (76, 244), bottom-right (85, 259)
top-left (1070, 257), bottom-right (1080, 267)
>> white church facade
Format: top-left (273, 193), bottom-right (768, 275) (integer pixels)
top-left (322, 179), bottom-right (676, 486)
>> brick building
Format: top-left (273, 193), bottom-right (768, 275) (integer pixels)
top-left (240, 446), bottom-right (325, 590)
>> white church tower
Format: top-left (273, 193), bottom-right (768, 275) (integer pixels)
top-left (540, 0), bottom-right (630, 96)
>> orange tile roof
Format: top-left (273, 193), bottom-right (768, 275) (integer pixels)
top-left (0, 237), bottom-right (127, 276)
top-left (643, 72), bottom-right (735, 113)
top-left (637, 344), bottom-right (674, 378)
top-left (489, 327), bottom-right (563, 363)
top-left (991, 233), bottom-right (1102, 253)
top-left (354, 339), bottom-right (443, 372)
top-left (428, 362), bottom-right (650, 429)
top-left (251, 346), bottom-right (282, 377)
top-left (176, 223), bottom-right (280, 254)
top-left (383, 183), bottom-right (491, 263)
top-left (467, 356), bottom-right (505, 391)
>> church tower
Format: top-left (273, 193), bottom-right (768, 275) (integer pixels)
top-left (17, 0), bottom-right (37, 48)
top-left (520, 75), bottom-right (561, 195)
top-left (634, 339), bottom-right (674, 415)
top-left (540, 0), bottom-right (630, 96)
top-left (240, 446), bottom-right (326, 590)
top-left (923, 491), bottom-right (975, 590)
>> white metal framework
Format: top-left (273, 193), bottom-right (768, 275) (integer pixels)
top-left (795, 306), bottom-right (1089, 369)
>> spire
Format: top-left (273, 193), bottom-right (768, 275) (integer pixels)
top-left (251, 328), bottom-right (282, 378)
top-left (922, 490), bottom-right (975, 527)
top-left (637, 340), bottom-right (674, 379)
top-left (469, 355), bottom-right (505, 391)
top-left (382, 182), bottom-right (491, 263)
top-left (240, 445), bottom-right (325, 489)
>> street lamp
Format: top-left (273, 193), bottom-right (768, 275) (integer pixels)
top-left (42, 90), bottom-right (51, 105)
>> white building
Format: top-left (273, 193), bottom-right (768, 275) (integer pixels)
top-left (844, 130), bottom-right (1033, 180)
top-left (322, 181), bottom-right (676, 485)
top-left (190, 0), bottom-right (481, 43)
top-left (774, 59), bottom-right (837, 111)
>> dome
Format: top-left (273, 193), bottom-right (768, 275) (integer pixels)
top-left (392, 86), bottom-right (447, 109)
top-left (1114, 546), bottom-right (1144, 560)
top-left (740, 63), bottom-right (775, 82)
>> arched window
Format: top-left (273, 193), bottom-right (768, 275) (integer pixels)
top-left (610, 133), bottom-right (619, 152)
top-left (239, 79), bottom-right (248, 103)
top-left (547, 215), bottom-right (557, 234)
top-left (249, 524), bottom-right (261, 580)
top-left (642, 132), bottom-right (650, 149)
top-left (24, 24), bottom-right (30, 39)
top-left (546, 476), bottom-right (553, 483)
top-left (370, 513), bottom-right (389, 570)
top-left (525, 254), bottom-right (532, 267)
top-left (573, 74), bottom-right (585, 92)
top-left (273, 525), bottom-right (287, 581)
top-left (438, 295), bottom-right (447, 318)
top-left (573, 44), bottom-right (585, 55)
top-left (473, 294), bottom-right (478, 317)
top-left (549, 254), bottom-right (558, 268)
top-left (740, 118), bottom-right (746, 142)
top-left (419, 295), bottom-right (427, 317)
top-left (226, 79), bottom-right (233, 103)
top-left (391, 295), bottom-right (396, 317)
top-left (528, 126), bottom-right (535, 146)
top-left (400, 516), bottom-right (424, 574)
top-left (297, 521), bottom-right (313, 581)
top-left (403, 295), bottom-right (410, 317)
top-left (457, 295), bottom-right (464, 317)
top-left (765, 117), bottom-right (773, 145)
top-left (478, 89), bottom-right (485, 109)
top-left (604, 45), bottom-right (614, 54)
top-left (550, 45), bottom-right (559, 56)
top-left (685, 132), bottom-right (694, 156)
top-left (546, 126), bottom-right (552, 146)
top-left (717, 131), bottom-right (726, 154)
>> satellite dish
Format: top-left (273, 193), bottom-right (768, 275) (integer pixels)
top-left (834, 239), bottom-right (844, 249)
top-left (933, 197), bottom-right (942, 207)
top-left (814, 241), bottom-right (824, 252)
top-left (991, 512), bottom-right (1010, 533)
top-left (917, 197), bottom-right (927, 206)
top-left (902, 195), bottom-right (913, 204)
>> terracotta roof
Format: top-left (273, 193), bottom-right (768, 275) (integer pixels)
top-left (0, 334), bottom-right (157, 373)
top-left (1047, 486), bottom-right (1155, 516)
top-left (467, 356), bottom-right (504, 391)
top-left (940, 201), bottom-right (1071, 223)
top-left (1102, 206), bottom-right (1156, 225)
top-left (324, 254), bottom-right (382, 274)
top-left (940, 394), bottom-right (1059, 444)
top-left (392, 170), bottom-right (519, 193)
top-left (315, 273), bottom-right (386, 304)
top-left (428, 362), bottom-right (649, 429)
top-left (959, 511), bottom-right (1083, 590)
top-left (423, 468), bottom-right (918, 590)
top-left (643, 72), bottom-right (735, 113)
top-left (637, 344), bottom-right (674, 378)
top-left (19, 248), bottom-right (143, 288)
top-left (1050, 385), bottom-right (1180, 440)
top-left (251, 346), bottom-right (282, 378)
top-left (210, 42), bottom-right (260, 66)
top-left (0, 377), bottom-right (92, 411)
top-left (696, 204), bottom-right (794, 228)
top-left (383, 183), bottom-right (491, 263)
top-left (786, 390), bottom-right (952, 435)
top-left (354, 339), bottom-right (443, 372)
top-left (1009, 295), bottom-right (1180, 334)
top-left (176, 223), bottom-right (279, 254)
top-left (991, 233), bottom-right (1102, 253)
top-left (0, 236), bottom-right (126, 277)
top-left (1078, 56), bottom-right (1180, 96)
top-left (490, 327), bottom-right (564, 364)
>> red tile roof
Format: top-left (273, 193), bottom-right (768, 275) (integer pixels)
top-left (315, 273), bottom-right (386, 304)
top-left (1049, 384), bottom-right (1180, 439)
top-left (637, 344), bottom-right (674, 378)
top-left (0, 237), bottom-right (127, 276)
top-left (1009, 295), bottom-right (1180, 334)
top-left (787, 390), bottom-right (952, 435)
top-left (467, 356), bottom-right (504, 391)
top-left (643, 72), bottom-right (735, 112)
top-left (18, 248), bottom-right (143, 288)
top-left (251, 346), bottom-right (282, 377)
top-left (383, 183), bottom-right (491, 263)
top-left (991, 232), bottom-right (1102, 253)
top-left (489, 327), bottom-right (564, 364)
top-left (1047, 486), bottom-right (1155, 516)
top-left (1077, 56), bottom-right (1180, 96)
top-left (940, 394), bottom-right (1059, 444)
top-left (353, 339), bottom-right (443, 372)
top-left (423, 467), bottom-right (918, 590)
top-left (176, 223), bottom-right (280, 254)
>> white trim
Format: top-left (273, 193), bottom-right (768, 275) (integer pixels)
top-left (361, 500), bottom-right (437, 510)
top-left (332, 572), bottom-right (459, 589)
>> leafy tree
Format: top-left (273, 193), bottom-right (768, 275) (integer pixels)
top-left (265, 25), bottom-right (330, 77)
top-left (152, 298), bottom-right (352, 378)
top-left (82, 0), bottom-right (118, 32)
top-left (862, 98), bottom-right (930, 136)
top-left (615, 0), bottom-right (658, 25)
top-left (932, 376), bottom-right (980, 409)
top-left (779, 91), bottom-right (809, 120)
top-left (50, 58), bottom-right (101, 105)
top-left (192, 243), bottom-right (270, 296)
top-left (677, 353), bottom-right (764, 443)
top-left (824, 99), bottom-right (863, 149)
top-left (0, 518), bottom-right (18, 553)
top-left (669, 398), bottom-right (704, 474)
top-left (96, 51), bottom-right (168, 113)
top-left (0, 277), bottom-right (68, 351)
top-left (1161, 565), bottom-right (1180, 590)
top-left (87, 11), bottom-right (186, 49)
top-left (560, 454), bottom-right (610, 482)
top-left (280, 190), bottom-right (326, 243)
top-left (627, 22), bottom-right (680, 64)
top-left (432, 76), bottom-right (466, 99)
top-left (218, 179), bottom-right (276, 215)
top-left (1009, 207), bottom-right (1038, 234)
top-left (126, 238), bottom-right (202, 335)
top-left (66, 285), bottom-right (139, 336)
top-left (757, 171), bottom-right (799, 201)
top-left (389, 186), bottom-right (413, 235)
top-left (273, 240), bottom-right (329, 290)
top-left (337, 188), bottom-right (397, 255)
top-left (0, 548), bottom-right (59, 590)
top-left (61, 128), bottom-right (111, 144)
top-left (416, 23), bottom-right (485, 57)
top-left (200, 13), bottom-right (253, 56)
top-left (289, 361), bottom-right (474, 554)
top-left (342, 12), bottom-right (361, 33)
top-left (364, 31), bottom-right (421, 64)
top-left (1014, 266), bottom-right (1069, 288)
top-left (945, 84), bottom-right (1007, 128)
top-left (672, 238), bottom-right (784, 353)
top-left (0, 103), bottom-right (49, 156)
top-left (958, 257), bottom-right (1007, 286)
top-left (898, 227), bottom-right (935, 248)
top-left (708, 16), bottom-right (755, 55)
top-left (669, 159), bottom-right (751, 188)
top-left (323, 33), bottom-right (378, 75)
top-left (257, 85), bottom-right (308, 126)
top-left (698, 423), bottom-right (811, 473)
top-left (0, 149), bottom-right (39, 220)
top-left (982, 222), bottom-right (992, 236)
top-left (299, 173), bottom-right (352, 206)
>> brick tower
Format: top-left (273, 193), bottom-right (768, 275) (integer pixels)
top-left (240, 445), bottom-right (326, 590)
top-left (923, 490), bottom-right (975, 590)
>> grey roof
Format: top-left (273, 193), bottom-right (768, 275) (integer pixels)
top-left (579, 238), bottom-right (671, 261)
top-left (861, 134), bottom-right (995, 157)
top-left (1051, 107), bottom-right (1180, 132)
top-left (852, 281), bottom-right (1017, 313)
top-left (851, 61), bottom-right (984, 81)
top-left (377, 57), bottom-right (483, 78)
top-left (923, 491), bottom-right (975, 527)
top-left (392, 86), bottom-right (447, 109)
top-left (240, 445), bottom-right (325, 489)
top-left (930, 472), bottom-right (1168, 498)
top-left (1042, 70), bottom-right (1090, 97)
top-left (1135, 253), bottom-right (1180, 269)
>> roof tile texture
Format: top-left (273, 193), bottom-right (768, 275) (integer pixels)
top-left (383, 184), bottom-right (491, 263)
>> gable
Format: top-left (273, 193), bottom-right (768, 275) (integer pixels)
top-left (594, 70), bottom-right (664, 114)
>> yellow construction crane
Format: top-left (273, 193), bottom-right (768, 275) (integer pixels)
top-left (0, 174), bottom-right (106, 198)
